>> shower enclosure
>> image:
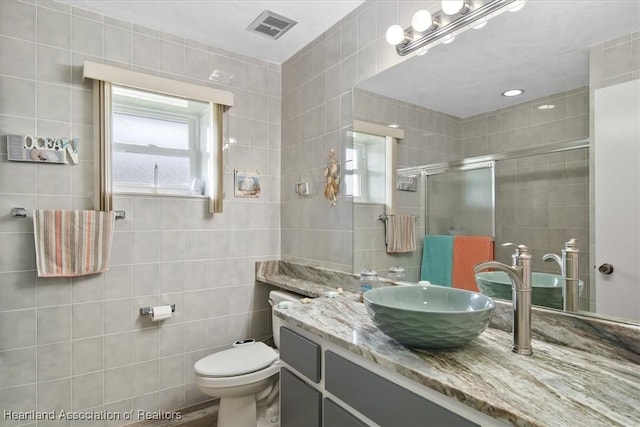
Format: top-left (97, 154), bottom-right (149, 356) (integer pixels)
top-left (397, 139), bottom-right (590, 309)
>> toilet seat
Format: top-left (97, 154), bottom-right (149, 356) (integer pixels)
top-left (195, 342), bottom-right (278, 377)
top-left (194, 342), bottom-right (281, 389)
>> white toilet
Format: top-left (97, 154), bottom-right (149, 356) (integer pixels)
top-left (194, 290), bottom-right (301, 427)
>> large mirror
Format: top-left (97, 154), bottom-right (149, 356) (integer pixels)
top-left (352, 0), bottom-right (640, 324)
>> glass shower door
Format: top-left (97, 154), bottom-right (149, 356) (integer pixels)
top-left (425, 162), bottom-right (495, 237)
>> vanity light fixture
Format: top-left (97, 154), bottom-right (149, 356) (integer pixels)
top-left (387, 0), bottom-right (522, 56)
top-left (502, 89), bottom-right (525, 97)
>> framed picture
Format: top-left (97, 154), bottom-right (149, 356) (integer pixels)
top-left (234, 169), bottom-right (261, 198)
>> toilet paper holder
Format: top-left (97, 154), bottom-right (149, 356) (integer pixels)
top-left (139, 304), bottom-right (176, 316)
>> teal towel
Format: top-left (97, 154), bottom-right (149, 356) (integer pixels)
top-left (420, 235), bottom-right (454, 286)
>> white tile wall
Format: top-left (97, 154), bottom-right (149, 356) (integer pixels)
top-left (280, 1), bottom-right (435, 272)
top-left (0, 0), bottom-right (280, 424)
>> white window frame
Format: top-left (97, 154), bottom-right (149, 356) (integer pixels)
top-left (351, 120), bottom-right (404, 213)
top-left (84, 61), bottom-right (233, 213)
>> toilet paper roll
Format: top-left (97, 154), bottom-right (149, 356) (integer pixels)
top-left (151, 305), bottom-right (172, 321)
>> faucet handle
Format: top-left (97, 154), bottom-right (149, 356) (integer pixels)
top-left (501, 242), bottom-right (530, 253)
top-left (564, 238), bottom-right (578, 249)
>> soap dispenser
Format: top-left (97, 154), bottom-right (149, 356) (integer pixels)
top-left (359, 269), bottom-right (379, 302)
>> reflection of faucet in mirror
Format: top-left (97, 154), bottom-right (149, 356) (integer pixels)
top-left (475, 243), bottom-right (532, 355)
top-left (542, 253), bottom-right (562, 274)
top-left (543, 239), bottom-right (580, 313)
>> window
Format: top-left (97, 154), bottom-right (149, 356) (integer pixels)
top-left (111, 85), bottom-right (211, 195)
top-left (347, 131), bottom-right (387, 204)
top-left (84, 61), bottom-right (233, 213)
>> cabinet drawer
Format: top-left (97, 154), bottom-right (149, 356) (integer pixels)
top-left (281, 368), bottom-right (322, 427)
top-left (280, 326), bottom-right (321, 383)
top-left (324, 398), bottom-right (368, 427)
top-left (325, 351), bottom-right (479, 427)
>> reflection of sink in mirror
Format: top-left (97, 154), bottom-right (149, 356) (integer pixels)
top-left (475, 272), bottom-right (584, 310)
top-left (364, 285), bottom-right (495, 350)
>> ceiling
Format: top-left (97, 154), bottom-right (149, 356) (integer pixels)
top-left (58, 0), bottom-right (365, 63)
top-left (357, 1), bottom-right (640, 118)
top-left (57, 1), bottom-right (640, 117)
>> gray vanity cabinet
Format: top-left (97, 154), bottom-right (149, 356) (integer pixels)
top-left (280, 325), bottom-right (482, 427)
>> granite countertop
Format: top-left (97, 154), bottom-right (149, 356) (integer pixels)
top-left (257, 262), bottom-right (640, 427)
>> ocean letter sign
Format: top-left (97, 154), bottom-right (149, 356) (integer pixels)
top-left (6, 134), bottom-right (79, 164)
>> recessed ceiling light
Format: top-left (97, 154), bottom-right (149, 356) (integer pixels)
top-left (537, 104), bottom-right (555, 110)
top-left (502, 89), bottom-right (525, 97)
top-left (388, 123), bottom-right (400, 128)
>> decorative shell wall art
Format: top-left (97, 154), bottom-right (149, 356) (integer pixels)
top-left (324, 148), bottom-right (340, 206)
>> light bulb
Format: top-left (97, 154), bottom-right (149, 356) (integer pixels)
top-left (416, 47), bottom-right (429, 56)
top-left (386, 25), bottom-right (406, 45)
top-left (441, 0), bottom-right (466, 16)
top-left (412, 10), bottom-right (433, 32)
top-left (509, 0), bottom-right (526, 12)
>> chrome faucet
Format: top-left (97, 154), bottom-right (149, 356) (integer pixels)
top-left (475, 243), bottom-right (532, 355)
top-left (542, 253), bottom-right (562, 274)
top-left (543, 239), bottom-right (580, 312)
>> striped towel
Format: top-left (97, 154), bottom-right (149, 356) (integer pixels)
top-left (386, 214), bottom-right (416, 253)
top-left (33, 210), bottom-right (116, 277)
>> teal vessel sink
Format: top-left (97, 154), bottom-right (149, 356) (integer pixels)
top-left (363, 285), bottom-right (495, 350)
top-left (475, 272), bottom-right (584, 310)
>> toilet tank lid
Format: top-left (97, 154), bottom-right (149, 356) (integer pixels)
top-left (194, 342), bottom-right (278, 377)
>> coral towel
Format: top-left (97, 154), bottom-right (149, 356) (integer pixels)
top-left (452, 236), bottom-right (494, 292)
top-left (33, 210), bottom-right (116, 277)
top-left (386, 214), bottom-right (416, 253)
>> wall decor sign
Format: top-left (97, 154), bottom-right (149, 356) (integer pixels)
top-left (234, 169), bottom-right (261, 198)
top-left (6, 134), bottom-right (79, 164)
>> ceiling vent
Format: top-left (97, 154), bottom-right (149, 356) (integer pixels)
top-left (247, 10), bottom-right (297, 40)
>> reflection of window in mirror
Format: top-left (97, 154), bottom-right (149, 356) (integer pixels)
top-left (111, 85), bottom-right (211, 196)
top-left (347, 131), bottom-right (386, 204)
top-left (83, 61), bottom-right (233, 213)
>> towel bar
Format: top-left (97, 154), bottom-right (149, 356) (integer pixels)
top-left (11, 207), bottom-right (126, 220)
top-left (377, 213), bottom-right (419, 222)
